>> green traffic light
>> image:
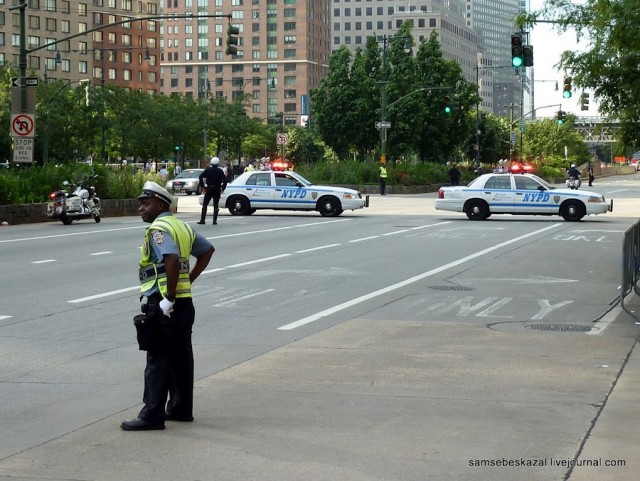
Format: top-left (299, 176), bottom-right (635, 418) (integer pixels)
top-left (563, 91), bottom-right (572, 99)
top-left (512, 57), bottom-right (523, 67)
top-left (444, 106), bottom-right (451, 113)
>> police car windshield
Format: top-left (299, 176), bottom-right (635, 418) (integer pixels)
top-left (289, 172), bottom-right (313, 186)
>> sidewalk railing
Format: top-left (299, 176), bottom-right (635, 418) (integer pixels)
top-left (621, 219), bottom-right (640, 323)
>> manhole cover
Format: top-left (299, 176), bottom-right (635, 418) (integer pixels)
top-left (429, 286), bottom-right (474, 291)
top-left (525, 323), bottom-right (592, 332)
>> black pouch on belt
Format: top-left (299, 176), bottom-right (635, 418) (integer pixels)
top-left (133, 296), bottom-right (161, 351)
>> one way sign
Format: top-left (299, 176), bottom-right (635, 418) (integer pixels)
top-left (11, 77), bottom-right (39, 87)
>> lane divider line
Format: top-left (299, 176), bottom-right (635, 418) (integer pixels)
top-left (278, 223), bottom-right (561, 330)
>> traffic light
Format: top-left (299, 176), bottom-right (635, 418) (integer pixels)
top-left (444, 96), bottom-right (452, 113)
top-left (225, 25), bottom-right (240, 56)
top-left (522, 45), bottom-right (534, 67)
top-left (511, 34), bottom-right (523, 67)
top-left (556, 110), bottom-right (566, 125)
top-left (563, 76), bottom-right (572, 98)
top-left (580, 93), bottom-right (590, 111)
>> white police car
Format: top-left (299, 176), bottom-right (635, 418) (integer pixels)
top-left (199, 170), bottom-right (369, 217)
top-left (435, 173), bottom-right (613, 221)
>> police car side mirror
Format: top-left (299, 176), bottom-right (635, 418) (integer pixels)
top-left (538, 186), bottom-right (546, 191)
top-left (296, 182), bottom-right (304, 187)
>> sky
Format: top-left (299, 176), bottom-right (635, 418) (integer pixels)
top-left (528, 0), bottom-right (594, 118)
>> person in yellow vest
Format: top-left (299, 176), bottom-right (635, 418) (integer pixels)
top-left (121, 181), bottom-right (214, 431)
top-left (379, 162), bottom-right (388, 195)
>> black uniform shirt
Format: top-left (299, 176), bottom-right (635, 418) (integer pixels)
top-left (199, 166), bottom-right (228, 191)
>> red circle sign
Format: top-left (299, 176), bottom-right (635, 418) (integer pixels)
top-left (12, 114), bottom-right (34, 137)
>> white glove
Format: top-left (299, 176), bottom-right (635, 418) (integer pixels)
top-left (159, 298), bottom-right (175, 317)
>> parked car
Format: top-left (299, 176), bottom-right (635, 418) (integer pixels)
top-left (165, 169), bottom-right (204, 195)
top-left (199, 170), bottom-right (369, 217)
top-left (435, 172), bottom-right (612, 222)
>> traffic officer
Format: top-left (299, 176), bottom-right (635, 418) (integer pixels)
top-left (198, 157), bottom-right (227, 225)
top-left (121, 181), bottom-right (214, 431)
top-left (379, 160), bottom-right (388, 195)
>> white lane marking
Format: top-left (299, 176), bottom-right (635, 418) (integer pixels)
top-left (213, 289), bottom-right (276, 306)
top-left (382, 229), bottom-right (410, 236)
top-left (296, 244), bottom-right (341, 254)
top-left (0, 315), bottom-right (12, 321)
top-left (587, 306), bottom-right (620, 335)
top-left (90, 251), bottom-right (113, 256)
top-left (68, 286), bottom-right (140, 303)
top-left (410, 221), bottom-right (452, 230)
top-left (278, 223), bottom-right (561, 330)
top-left (32, 259), bottom-right (56, 264)
top-left (349, 236), bottom-right (380, 243)
top-left (204, 219), bottom-right (351, 241)
top-left (227, 254), bottom-right (292, 268)
top-left (0, 225), bottom-right (147, 243)
top-left (66, 220), bottom-right (465, 304)
top-left (349, 221), bottom-right (452, 243)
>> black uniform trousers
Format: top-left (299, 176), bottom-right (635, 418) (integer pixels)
top-left (200, 188), bottom-right (222, 222)
top-left (138, 296), bottom-right (195, 423)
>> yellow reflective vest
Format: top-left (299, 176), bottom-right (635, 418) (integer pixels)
top-left (139, 215), bottom-right (196, 298)
top-left (379, 166), bottom-right (387, 178)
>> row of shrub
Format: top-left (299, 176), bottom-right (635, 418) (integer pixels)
top-left (0, 160), bottom-right (566, 206)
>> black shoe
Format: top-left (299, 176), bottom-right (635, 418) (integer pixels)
top-left (213, 221), bottom-right (217, 225)
top-left (165, 412), bottom-right (194, 422)
top-left (120, 417), bottom-right (165, 431)
top-left (197, 221), bottom-right (205, 225)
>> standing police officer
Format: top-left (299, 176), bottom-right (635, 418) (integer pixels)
top-left (121, 181), bottom-right (214, 431)
top-left (379, 162), bottom-right (387, 195)
top-left (198, 157), bottom-right (227, 225)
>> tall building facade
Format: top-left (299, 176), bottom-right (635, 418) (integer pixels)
top-left (1, 0), bottom-right (161, 93)
top-left (465, 0), bottom-right (524, 117)
top-left (331, 0), bottom-right (480, 86)
top-left (160, 0), bottom-right (331, 126)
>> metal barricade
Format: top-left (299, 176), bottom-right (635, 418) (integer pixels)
top-left (621, 220), bottom-right (640, 323)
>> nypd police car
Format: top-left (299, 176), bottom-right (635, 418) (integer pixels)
top-left (199, 170), bottom-right (369, 217)
top-left (434, 173), bottom-right (612, 221)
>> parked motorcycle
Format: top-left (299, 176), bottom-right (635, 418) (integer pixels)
top-left (47, 174), bottom-right (101, 225)
top-left (565, 176), bottom-right (581, 190)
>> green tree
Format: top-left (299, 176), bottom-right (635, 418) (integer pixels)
top-left (524, 0), bottom-right (640, 146)
top-left (522, 115), bottom-right (591, 164)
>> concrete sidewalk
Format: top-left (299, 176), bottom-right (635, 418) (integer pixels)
top-left (0, 314), bottom-right (637, 481)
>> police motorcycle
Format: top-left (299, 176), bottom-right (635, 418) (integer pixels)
top-left (565, 176), bottom-right (581, 190)
top-left (47, 174), bottom-right (101, 225)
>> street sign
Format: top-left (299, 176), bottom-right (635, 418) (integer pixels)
top-left (375, 121), bottom-right (391, 129)
top-left (510, 132), bottom-right (517, 145)
top-left (11, 84), bottom-right (37, 113)
top-left (11, 114), bottom-right (36, 137)
top-left (12, 137), bottom-right (34, 164)
top-left (11, 77), bottom-right (39, 87)
top-left (277, 133), bottom-right (288, 145)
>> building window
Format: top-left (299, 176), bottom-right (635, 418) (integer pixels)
top-left (79, 60), bottom-right (88, 74)
top-left (61, 20), bottom-right (70, 32)
top-left (29, 16), bottom-right (40, 29)
top-left (284, 35), bottom-right (296, 44)
top-left (46, 17), bottom-right (56, 31)
top-left (284, 49), bottom-right (296, 59)
top-left (79, 2), bottom-right (87, 15)
top-left (284, 8), bottom-right (295, 17)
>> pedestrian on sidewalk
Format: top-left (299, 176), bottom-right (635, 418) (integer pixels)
top-left (198, 157), bottom-right (227, 225)
top-left (121, 181), bottom-right (214, 431)
top-left (588, 162), bottom-right (594, 186)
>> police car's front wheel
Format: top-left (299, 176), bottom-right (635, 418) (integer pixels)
top-left (227, 195), bottom-right (251, 215)
top-left (465, 200), bottom-right (490, 220)
top-left (561, 200), bottom-right (585, 221)
top-left (318, 197), bottom-right (341, 217)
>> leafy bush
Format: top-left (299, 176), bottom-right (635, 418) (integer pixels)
top-left (0, 164), bottom-right (166, 205)
top-left (296, 159), bottom-right (465, 186)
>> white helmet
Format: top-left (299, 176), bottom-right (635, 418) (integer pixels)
top-left (210, 156), bottom-right (220, 165)
top-left (570, 163), bottom-right (576, 168)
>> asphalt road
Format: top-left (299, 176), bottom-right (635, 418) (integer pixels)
top-left (0, 173), bottom-right (638, 480)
